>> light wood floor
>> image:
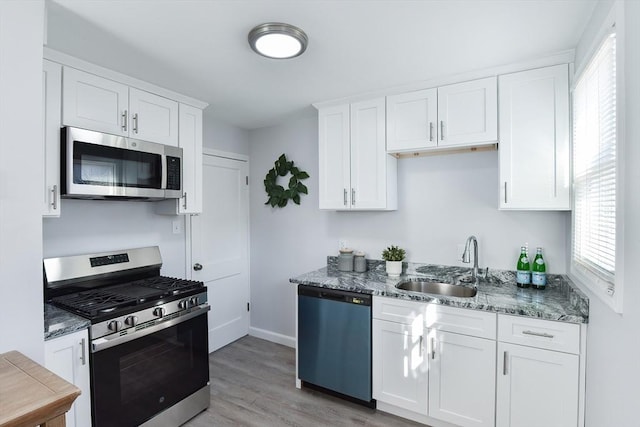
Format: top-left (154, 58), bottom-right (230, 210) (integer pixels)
top-left (183, 335), bottom-right (424, 427)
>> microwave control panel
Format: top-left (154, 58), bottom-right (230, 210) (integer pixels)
top-left (166, 156), bottom-right (181, 190)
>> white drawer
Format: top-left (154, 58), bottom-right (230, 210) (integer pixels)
top-left (498, 314), bottom-right (581, 354)
top-left (426, 304), bottom-right (497, 340)
top-left (373, 296), bottom-right (426, 325)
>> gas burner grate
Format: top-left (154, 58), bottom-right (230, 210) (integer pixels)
top-left (136, 276), bottom-right (203, 294)
top-left (52, 289), bottom-right (138, 317)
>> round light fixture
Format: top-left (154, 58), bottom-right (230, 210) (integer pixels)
top-left (248, 22), bottom-right (308, 59)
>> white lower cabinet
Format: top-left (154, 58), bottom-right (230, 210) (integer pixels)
top-left (428, 330), bottom-right (496, 427)
top-left (44, 329), bottom-right (92, 427)
top-left (372, 319), bottom-right (428, 413)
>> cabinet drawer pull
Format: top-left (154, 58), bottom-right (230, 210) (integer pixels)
top-left (182, 192), bottom-right (188, 209)
top-left (419, 335), bottom-right (423, 357)
top-left (80, 338), bottom-right (87, 365)
top-left (503, 351), bottom-right (508, 375)
top-left (122, 110), bottom-right (128, 131)
top-left (522, 330), bottom-right (554, 339)
top-left (431, 337), bottom-right (435, 360)
top-left (50, 185), bottom-right (58, 210)
top-left (343, 188), bottom-right (347, 206)
top-left (133, 113), bottom-right (139, 133)
top-left (504, 182), bottom-right (507, 204)
top-left (351, 188), bottom-right (355, 206)
top-left (429, 122), bottom-right (434, 141)
top-left (440, 120), bottom-right (444, 141)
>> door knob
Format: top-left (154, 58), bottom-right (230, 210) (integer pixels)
top-left (193, 263), bottom-right (203, 271)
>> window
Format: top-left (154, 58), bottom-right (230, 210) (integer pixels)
top-left (572, 31), bottom-right (618, 304)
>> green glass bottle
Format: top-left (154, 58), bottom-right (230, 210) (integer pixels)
top-left (532, 247), bottom-right (547, 290)
top-left (516, 246), bottom-right (531, 288)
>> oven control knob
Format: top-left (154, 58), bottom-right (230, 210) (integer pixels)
top-left (107, 320), bottom-right (122, 332)
top-left (178, 300), bottom-right (189, 310)
top-left (125, 316), bottom-right (138, 327)
top-left (189, 296), bottom-right (199, 307)
top-left (153, 307), bottom-right (166, 318)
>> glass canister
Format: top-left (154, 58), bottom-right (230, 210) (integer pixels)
top-left (338, 249), bottom-right (354, 272)
top-left (354, 251), bottom-right (367, 272)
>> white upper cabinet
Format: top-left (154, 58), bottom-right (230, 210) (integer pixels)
top-left (63, 67), bottom-right (129, 136)
top-left (128, 88), bottom-right (179, 146)
top-left (63, 67), bottom-right (179, 146)
top-left (437, 77), bottom-right (498, 147)
top-left (386, 77), bottom-right (497, 153)
top-left (386, 88), bottom-right (438, 151)
top-left (318, 98), bottom-right (397, 211)
top-left (498, 64), bottom-right (570, 210)
top-left (43, 60), bottom-right (62, 217)
top-left (177, 103), bottom-right (203, 214)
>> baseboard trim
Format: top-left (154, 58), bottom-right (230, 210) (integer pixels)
top-left (249, 327), bottom-right (295, 348)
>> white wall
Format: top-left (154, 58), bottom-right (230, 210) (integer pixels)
top-left (574, 2), bottom-right (640, 426)
top-left (43, 200), bottom-right (187, 277)
top-left (0, 1), bottom-right (45, 362)
top-left (203, 112), bottom-right (249, 155)
top-left (249, 110), bottom-right (569, 340)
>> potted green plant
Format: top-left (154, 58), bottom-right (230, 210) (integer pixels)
top-left (382, 245), bottom-right (406, 276)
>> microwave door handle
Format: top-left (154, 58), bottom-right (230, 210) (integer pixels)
top-left (160, 154), bottom-right (167, 190)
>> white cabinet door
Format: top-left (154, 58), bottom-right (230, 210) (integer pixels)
top-left (496, 342), bottom-right (579, 427)
top-left (428, 330), bottom-right (496, 427)
top-left (44, 330), bottom-right (91, 427)
top-left (43, 60), bottom-right (62, 217)
top-left (437, 77), bottom-right (498, 147)
top-left (62, 67), bottom-right (128, 136)
top-left (372, 319), bottom-right (428, 414)
top-left (178, 103), bottom-right (203, 214)
top-left (350, 97), bottom-right (392, 210)
top-left (318, 104), bottom-right (351, 209)
top-left (129, 88), bottom-right (179, 146)
top-left (387, 88), bottom-right (438, 152)
top-left (498, 64), bottom-right (570, 210)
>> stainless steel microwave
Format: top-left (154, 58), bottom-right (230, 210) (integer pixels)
top-left (61, 127), bottom-right (182, 200)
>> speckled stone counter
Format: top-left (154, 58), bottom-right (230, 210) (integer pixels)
top-left (290, 257), bottom-right (589, 324)
top-left (44, 304), bottom-right (90, 341)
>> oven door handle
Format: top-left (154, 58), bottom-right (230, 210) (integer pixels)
top-left (91, 305), bottom-right (210, 353)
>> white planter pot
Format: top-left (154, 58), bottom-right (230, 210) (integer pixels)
top-left (386, 260), bottom-right (403, 276)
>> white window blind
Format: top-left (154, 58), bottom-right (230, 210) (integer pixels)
top-left (572, 31), bottom-right (617, 293)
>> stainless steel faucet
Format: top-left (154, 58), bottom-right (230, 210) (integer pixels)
top-left (462, 235), bottom-right (479, 283)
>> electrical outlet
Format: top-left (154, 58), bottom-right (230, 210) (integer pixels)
top-left (339, 240), bottom-right (348, 250)
top-left (457, 244), bottom-right (466, 262)
top-left (172, 220), bottom-right (182, 235)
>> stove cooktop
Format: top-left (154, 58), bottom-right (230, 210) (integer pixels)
top-left (50, 276), bottom-right (204, 320)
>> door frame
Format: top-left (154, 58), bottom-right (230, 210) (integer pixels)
top-left (185, 148), bottom-right (250, 288)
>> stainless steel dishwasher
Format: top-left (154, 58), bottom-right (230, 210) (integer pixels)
top-left (297, 285), bottom-right (374, 406)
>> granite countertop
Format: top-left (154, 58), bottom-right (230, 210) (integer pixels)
top-left (290, 257), bottom-right (589, 324)
top-left (44, 304), bottom-right (90, 341)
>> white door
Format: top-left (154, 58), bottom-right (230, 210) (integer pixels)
top-left (129, 88), bottom-right (179, 146)
top-left (191, 154), bottom-right (249, 353)
top-left (62, 67), bottom-right (129, 136)
top-left (387, 88), bottom-right (438, 152)
top-left (372, 319), bottom-right (428, 414)
top-left (437, 77), bottom-right (498, 147)
top-left (496, 342), bottom-right (579, 427)
top-left (428, 330), bottom-right (496, 427)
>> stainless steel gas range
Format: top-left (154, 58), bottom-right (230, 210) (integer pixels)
top-left (44, 246), bottom-right (210, 427)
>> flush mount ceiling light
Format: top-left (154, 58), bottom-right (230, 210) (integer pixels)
top-left (248, 22), bottom-right (308, 59)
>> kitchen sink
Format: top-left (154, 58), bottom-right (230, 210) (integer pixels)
top-left (396, 280), bottom-right (477, 298)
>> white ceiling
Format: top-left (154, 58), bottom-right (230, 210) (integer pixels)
top-left (46, 0), bottom-right (597, 130)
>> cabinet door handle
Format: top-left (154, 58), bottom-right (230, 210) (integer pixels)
top-left (343, 188), bottom-right (347, 206)
top-left (504, 182), bottom-right (508, 204)
top-left (133, 113), bottom-right (139, 133)
top-left (431, 337), bottom-right (436, 359)
top-left (440, 120), bottom-right (444, 141)
top-left (429, 122), bottom-right (434, 141)
top-left (122, 110), bottom-right (128, 131)
top-left (182, 192), bottom-right (188, 209)
top-left (419, 335), bottom-right (423, 357)
top-left (522, 330), bottom-right (554, 339)
top-left (80, 338), bottom-right (87, 365)
top-left (503, 351), bottom-right (509, 375)
top-left (351, 189), bottom-right (355, 206)
top-left (50, 185), bottom-right (58, 210)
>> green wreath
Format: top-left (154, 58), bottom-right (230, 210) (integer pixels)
top-left (264, 154), bottom-right (310, 207)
